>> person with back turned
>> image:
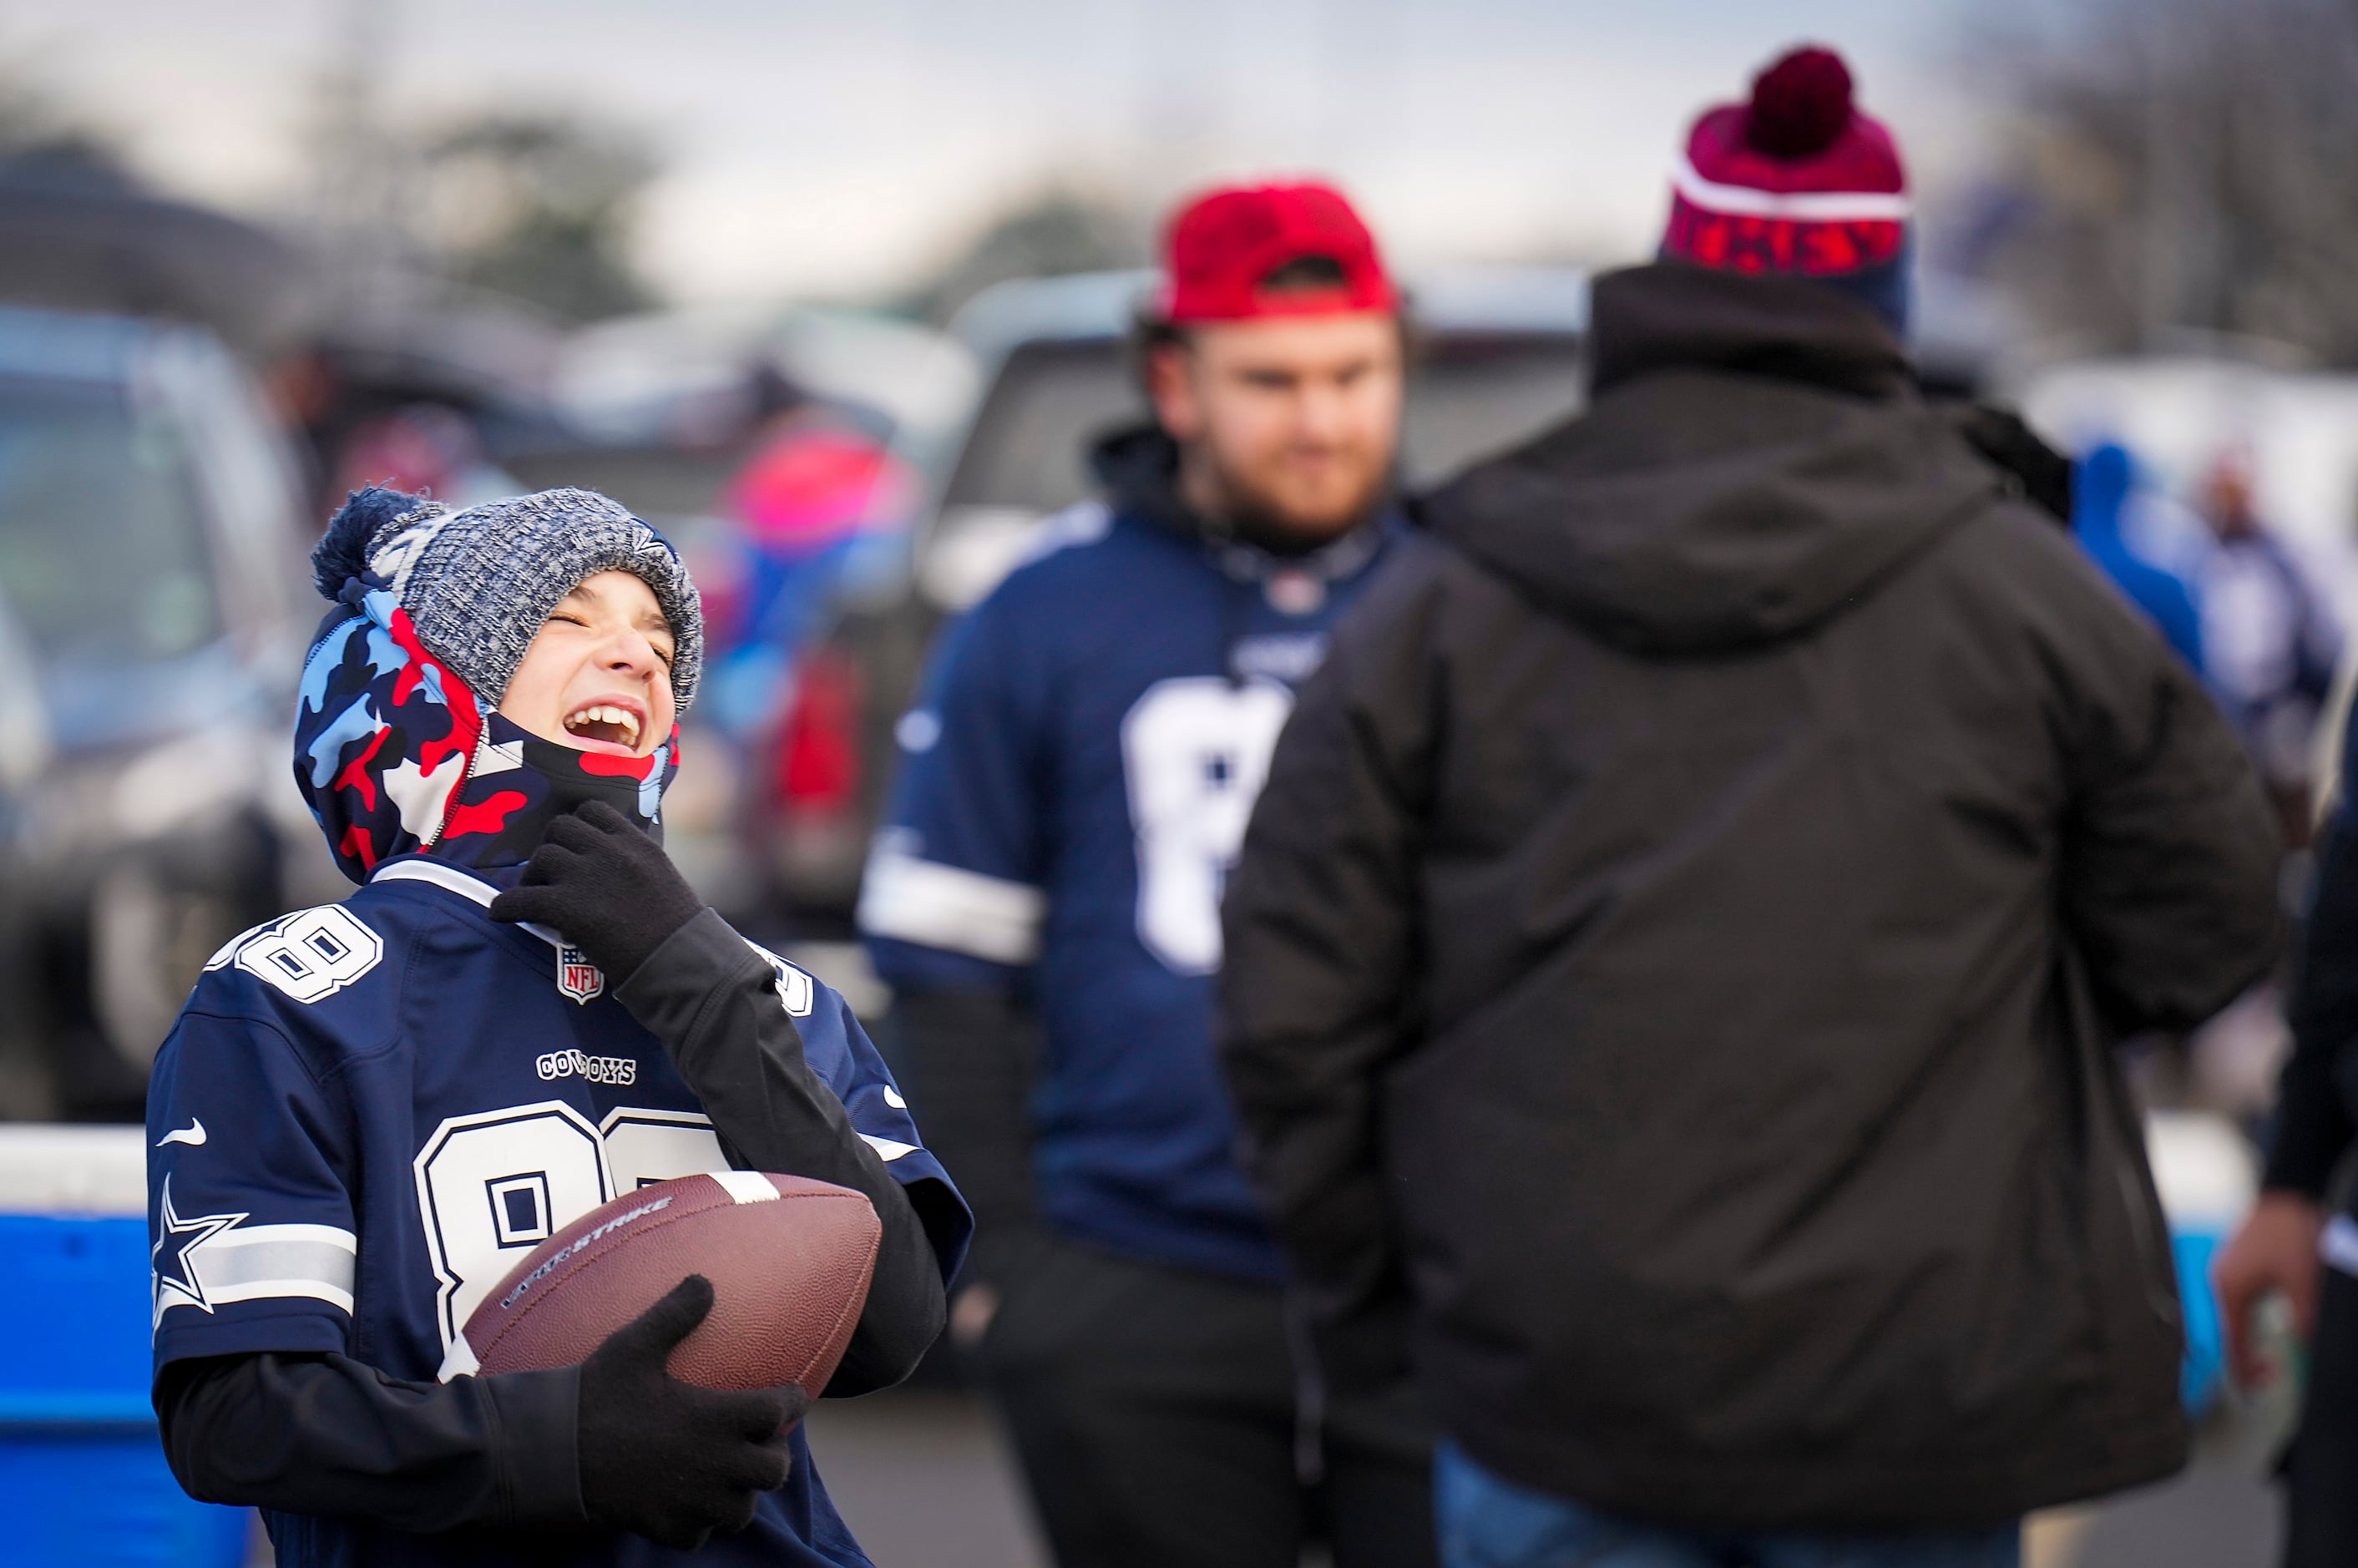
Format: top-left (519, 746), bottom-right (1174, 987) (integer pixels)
top-left (1220, 47), bottom-right (2282, 1568)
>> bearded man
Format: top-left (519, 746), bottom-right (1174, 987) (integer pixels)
top-left (860, 180), bottom-right (1432, 1568)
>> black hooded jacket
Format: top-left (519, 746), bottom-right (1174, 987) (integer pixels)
top-left (1217, 264), bottom-right (2283, 1529)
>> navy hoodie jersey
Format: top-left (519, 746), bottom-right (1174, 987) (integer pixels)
top-left (860, 498), bottom-right (1398, 1281)
top-left (148, 855), bottom-right (964, 1568)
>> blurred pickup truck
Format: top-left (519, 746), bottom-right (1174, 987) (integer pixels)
top-left (0, 306), bottom-right (320, 1120)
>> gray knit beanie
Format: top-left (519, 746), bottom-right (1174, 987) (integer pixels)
top-left (312, 486), bottom-right (703, 712)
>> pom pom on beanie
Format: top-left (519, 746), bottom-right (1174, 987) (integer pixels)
top-left (312, 485), bottom-right (437, 600)
top-left (1744, 47), bottom-right (1855, 159)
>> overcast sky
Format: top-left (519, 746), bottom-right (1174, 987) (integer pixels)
top-left (9, 0), bottom-right (2001, 304)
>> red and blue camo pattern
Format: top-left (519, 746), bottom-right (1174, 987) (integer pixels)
top-left (296, 576), bottom-right (679, 885)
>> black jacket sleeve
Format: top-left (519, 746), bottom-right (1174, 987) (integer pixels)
top-left (888, 988), bottom-right (1041, 1286)
top-left (614, 908), bottom-right (951, 1394)
top-left (2052, 562), bottom-right (2285, 1036)
top-left (155, 1351), bottom-right (584, 1531)
top-left (1217, 547), bottom-right (1443, 1393)
top-left (2267, 810), bottom-right (2358, 1196)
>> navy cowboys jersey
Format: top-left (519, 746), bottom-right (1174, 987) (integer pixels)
top-left (148, 854), bottom-right (965, 1567)
top-left (860, 502), bottom-right (1399, 1281)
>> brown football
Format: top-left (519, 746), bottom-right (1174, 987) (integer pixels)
top-left (463, 1171), bottom-right (881, 1392)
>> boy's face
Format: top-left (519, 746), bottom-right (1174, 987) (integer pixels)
top-left (499, 569), bottom-right (676, 757)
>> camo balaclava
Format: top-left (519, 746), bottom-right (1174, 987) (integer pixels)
top-left (295, 485), bottom-right (703, 884)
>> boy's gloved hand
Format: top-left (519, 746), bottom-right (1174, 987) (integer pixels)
top-left (578, 1275), bottom-right (808, 1549)
top-left (490, 800), bottom-right (704, 984)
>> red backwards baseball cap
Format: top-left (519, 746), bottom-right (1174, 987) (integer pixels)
top-left (1157, 180), bottom-right (1397, 325)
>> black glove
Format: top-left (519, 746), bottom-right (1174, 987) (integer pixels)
top-left (490, 800), bottom-right (705, 984)
top-left (578, 1275), bottom-right (808, 1550)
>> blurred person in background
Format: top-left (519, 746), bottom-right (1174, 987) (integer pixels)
top-left (2073, 441), bottom-right (2206, 675)
top-left (2170, 448), bottom-right (2343, 1125)
top-left (2192, 447), bottom-right (2342, 847)
top-left (331, 402), bottom-right (522, 514)
top-left (1220, 47), bottom-right (2283, 1568)
top-left (700, 421), bottom-right (914, 743)
top-left (2217, 688), bottom-right (2358, 1568)
top-left (859, 181), bottom-right (1433, 1568)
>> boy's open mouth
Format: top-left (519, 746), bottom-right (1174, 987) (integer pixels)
top-left (563, 701), bottom-right (643, 754)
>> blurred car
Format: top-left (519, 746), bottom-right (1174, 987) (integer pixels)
top-left (756, 266), bottom-right (1593, 940)
top-left (0, 167), bottom-right (317, 360)
top-left (0, 306), bottom-right (317, 1119)
top-left (497, 309), bottom-right (972, 938)
top-left (0, 586), bottom-right (54, 1117)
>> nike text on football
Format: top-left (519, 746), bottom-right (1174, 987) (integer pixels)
top-left (496, 1195), bottom-right (672, 1310)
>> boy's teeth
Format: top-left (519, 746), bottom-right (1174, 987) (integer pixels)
top-left (564, 704), bottom-right (639, 743)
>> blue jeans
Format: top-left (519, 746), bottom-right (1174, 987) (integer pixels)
top-left (1435, 1442), bottom-right (2021, 1568)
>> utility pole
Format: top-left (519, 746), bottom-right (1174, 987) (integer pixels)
top-left (2137, 8), bottom-right (2193, 350)
top-left (312, 0), bottom-right (404, 312)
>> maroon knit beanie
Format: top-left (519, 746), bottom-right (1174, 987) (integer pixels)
top-left (1661, 46), bottom-right (1912, 328)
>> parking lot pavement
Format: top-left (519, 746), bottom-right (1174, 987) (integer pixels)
top-left (2030, 1390), bottom-right (2293, 1568)
top-left (2038, 1458), bottom-right (2280, 1568)
top-left (812, 1385), bottom-right (2290, 1568)
top-left (806, 1388), bottom-right (1050, 1568)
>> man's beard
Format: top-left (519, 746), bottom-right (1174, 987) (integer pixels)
top-left (1194, 448), bottom-right (1391, 557)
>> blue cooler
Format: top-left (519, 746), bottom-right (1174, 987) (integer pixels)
top-left (2145, 1110), bottom-right (2259, 1420)
top-left (0, 1125), bottom-right (250, 1567)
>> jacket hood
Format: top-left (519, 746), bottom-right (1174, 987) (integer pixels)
top-left (1091, 424), bottom-right (1198, 539)
top-left (1421, 264), bottom-right (2005, 655)
top-left (295, 576), bottom-right (676, 885)
top-left (2075, 442), bottom-right (2134, 536)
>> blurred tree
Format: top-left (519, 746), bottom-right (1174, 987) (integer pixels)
top-left (0, 58), bottom-right (136, 191)
top-left (415, 114), bottom-right (659, 323)
top-left (1971, 0), bottom-right (2358, 364)
top-left (911, 188), bottom-right (1150, 321)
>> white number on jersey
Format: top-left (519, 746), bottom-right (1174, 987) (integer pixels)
top-left (411, 1103), bottom-right (727, 1353)
top-left (603, 1108), bottom-right (730, 1194)
top-left (217, 906), bottom-right (385, 1004)
top-left (743, 940), bottom-right (817, 1017)
top-left (1120, 677), bottom-right (1293, 975)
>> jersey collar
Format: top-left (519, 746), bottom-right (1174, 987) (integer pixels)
top-left (370, 856), bottom-right (577, 961)
top-left (1208, 509), bottom-right (1394, 587)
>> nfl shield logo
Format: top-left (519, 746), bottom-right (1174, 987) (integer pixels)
top-left (557, 946), bottom-right (605, 1004)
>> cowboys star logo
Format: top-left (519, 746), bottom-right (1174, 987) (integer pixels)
top-left (152, 1176), bottom-right (246, 1321)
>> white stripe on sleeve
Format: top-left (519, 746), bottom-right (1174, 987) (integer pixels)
top-left (2322, 1213), bottom-right (2358, 1279)
top-left (856, 848), bottom-right (1046, 966)
top-left (158, 1222), bottom-right (360, 1323)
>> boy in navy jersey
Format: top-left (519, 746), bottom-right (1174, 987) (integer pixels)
top-left (147, 484), bottom-right (969, 1565)
top-left (861, 183), bottom-right (1433, 1567)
